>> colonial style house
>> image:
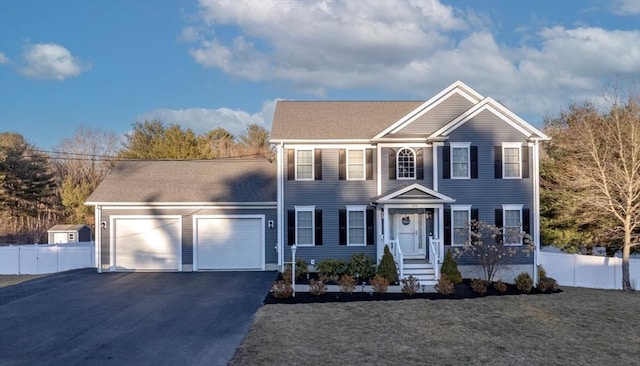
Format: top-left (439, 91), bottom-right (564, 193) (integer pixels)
top-left (87, 81), bottom-right (548, 284)
top-left (270, 81), bottom-right (549, 283)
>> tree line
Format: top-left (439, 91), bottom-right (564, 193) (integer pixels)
top-left (0, 121), bottom-right (271, 244)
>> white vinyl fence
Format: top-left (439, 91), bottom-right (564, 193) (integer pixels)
top-left (539, 251), bottom-right (640, 291)
top-left (0, 242), bottom-right (95, 275)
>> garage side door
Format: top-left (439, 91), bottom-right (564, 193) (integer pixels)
top-left (113, 217), bottom-right (181, 271)
top-left (195, 217), bottom-right (263, 270)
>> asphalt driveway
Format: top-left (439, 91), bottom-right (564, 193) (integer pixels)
top-left (0, 269), bottom-right (277, 366)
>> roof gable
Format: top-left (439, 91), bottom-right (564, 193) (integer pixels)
top-left (429, 97), bottom-right (550, 140)
top-left (372, 183), bottom-right (455, 204)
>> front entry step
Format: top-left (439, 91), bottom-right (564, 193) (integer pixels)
top-left (401, 259), bottom-right (437, 285)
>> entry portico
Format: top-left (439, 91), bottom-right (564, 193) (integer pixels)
top-left (372, 183), bottom-right (455, 282)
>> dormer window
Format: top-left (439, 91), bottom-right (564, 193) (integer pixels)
top-left (397, 148), bottom-right (415, 179)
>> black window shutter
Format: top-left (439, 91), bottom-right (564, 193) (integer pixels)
top-left (416, 148), bottom-right (424, 180)
top-left (471, 208), bottom-right (479, 222)
top-left (315, 210), bottom-right (323, 245)
top-left (366, 209), bottom-right (375, 245)
top-left (314, 149), bottom-right (322, 180)
top-left (522, 208), bottom-right (530, 244)
top-left (287, 210), bottom-right (295, 245)
top-left (339, 209), bottom-right (347, 245)
top-left (444, 208), bottom-right (451, 245)
top-left (470, 146), bottom-right (478, 179)
top-left (494, 146), bottom-right (502, 179)
top-left (471, 208), bottom-right (479, 244)
top-left (287, 149), bottom-right (295, 180)
top-left (338, 149), bottom-right (346, 180)
top-left (366, 149), bottom-right (374, 180)
top-left (388, 148), bottom-right (396, 180)
top-left (522, 146), bottom-right (530, 179)
top-left (443, 146), bottom-right (450, 179)
top-left (495, 208), bottom-right (503, 227)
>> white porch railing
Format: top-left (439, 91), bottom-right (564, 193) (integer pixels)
top-left (429, 238), bottom-right (440, 281)
top-left (388, 240), bottom-right (404, 280)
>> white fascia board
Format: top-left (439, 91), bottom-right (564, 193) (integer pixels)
top-left (376, 142), bottom-right (431, 148)
top-left (430, 98), bottom-right (533, 139)
top-left (374, 81), bottom-right (484, 139)
top-left (92, 203), bottom-right (277, 209)
top-left (271, 139), bottom-right (372, 145)
top-left (376, 183), bottom-right (455, 202)
top-left (284, 143), bottom-right (375, 149)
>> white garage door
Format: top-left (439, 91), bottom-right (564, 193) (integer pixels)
top-left (195, 216), bottom-right (263, 270)
top-left (112, 216), bottom-right (181, 271)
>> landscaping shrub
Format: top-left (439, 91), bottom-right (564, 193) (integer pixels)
top-left (377, 245), bottom-right (398, 284)
top-left (470, 278), bottom-right (488, 295)
top-left (435, 275), bottom-right (455, 295)
top-left (337, 274), bottom-right (357, 294)
top-left (515, 272), bottom-right (534, 293)
top-left (271, 280), bottom-right (293, 298)
top-left (538, 276), bottom-right (559, 292)
top-left (295, 258), bottom-right (308, 280)
top-left (308, 278), bottom-right (327, 296)
top-left (441, 250), bottom-right (462, 284)
top-left (401, 275), bottom-right (420, 296)
top-left (346, 253), bottom-right (376, 280)
top-left (316, 259), bottom-right (346, 281)
top-left (369, 275), bottom-right (389, 294)
top-left (538, 265), bottom-right (547, 279)
top-left (493, 280), bottom-right (508, 293)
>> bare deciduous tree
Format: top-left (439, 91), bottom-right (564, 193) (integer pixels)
top-left (544, 91), bottom-right (640, 291)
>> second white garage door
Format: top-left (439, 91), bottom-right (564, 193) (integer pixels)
top-left (194, 216), bottom-right (264, 270)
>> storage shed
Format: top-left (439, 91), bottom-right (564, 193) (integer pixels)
top-left (48, 224), bottom-right (92, 244)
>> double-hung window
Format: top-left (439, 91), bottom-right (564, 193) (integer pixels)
top-left (502, 204), bottom-right (523, 246)
top-left (296, 149), bottom-right (313, 180)
top-left (347, 149), bottom-right (365, 180)
top-left (451, 205), bottom-right (471, 246)
top-left (502, 143), bottom-right (521, 179)
top-left (346, 205), bottom-right (366, 246)
top-left (295, 206), bottom-right (315, 246)
top-left (451, 142), bottom-right (471, 179)
top-left (397, 148), bottom-right (415, 179)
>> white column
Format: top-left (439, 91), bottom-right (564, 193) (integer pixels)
top-left (277, 143), bottom-right (284, 270)
top-left (382, 207), bottom-right (390, 264)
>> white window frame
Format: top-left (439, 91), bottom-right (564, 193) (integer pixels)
top-left (347, 149), bottom-right (366, 181)
top-left (451, 205), bottom-right (472, 247)
top-left (346, 205), bottom-right (367, 246)
top-left (502, 204), bottom-right (523, 246)
top-left (502, 142), bottom-right (522, 179)
top-left (295, 205), bottom-right (315, 246)
top-left (295, 149), bottom-right (314, 181)
top-left (450, 142), bottom-right (471, 179)
top-left (397, 147), bottom-right (416, 180)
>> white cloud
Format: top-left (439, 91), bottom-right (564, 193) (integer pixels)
top-left (186, 0), bottom-right (640, 124)
top-left (612, 0), bottom-right (640, 15)
top-left (20, 43), bottom-right (90, 80)
top-left (136, 99), bottom-right (278, 138)
top-left (0, 52), bottom-right (9, 64)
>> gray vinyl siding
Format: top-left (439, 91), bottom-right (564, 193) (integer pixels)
top-left (380, 146), bottom-right (434, 193)
top-left (439, 110), bottom-right (534, 265)
top-left (284, 147), bottom-right (377, 262)
top-left (397, 93), bottom-right (475, 134)
top-left (98, 207), bottom-right (277, 268)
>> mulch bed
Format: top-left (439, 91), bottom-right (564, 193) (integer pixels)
top-left (264, 279), bottom-right (562, 304)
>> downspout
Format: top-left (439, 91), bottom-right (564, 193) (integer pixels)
top-left (532, 140), bottom-right (541, 284)
top-left (277, 143), bottom-right (285, 270)
top-left (95, 205), bottom-right (101, 273)
top-left (376, 143), bottom-right (382, 196)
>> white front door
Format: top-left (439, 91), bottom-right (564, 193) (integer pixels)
top-left (396, 214), bottom-right (422, 258)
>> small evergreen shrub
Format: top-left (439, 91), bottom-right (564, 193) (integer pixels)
top-left (538, 265), bottom-right (547, 279)
top-left (538, 276), bottom-right (559, 292)
top-left (337, 274), bottom-right (357, 294)
top-left (441, 250), bottom-right (462, 284)
top-left (308, 278), bottom-right (327, 296)
top-left (401, 275), bottom-right (420, 296)
top-left (515, 272), bottom-right (534, 293)
top-left (295, 258), bottom-right (308, 280)
top-left (435, 275), bottom-right (455, 295)
top-left (346, 253), bottom-right (376, 280)
top-left (377, 245), bottom-right (398, 284)
top-left (470, 278), bottom-right (488, 295)
top-left (493, 280), bottom-right (508, 293)
top-left (370, 274), bottom-right (389, 294)
top-left (316, 258), bottom-right (346, 281)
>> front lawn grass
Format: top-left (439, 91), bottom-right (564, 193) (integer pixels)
top-left (231, 287), bottom-right (640, 365)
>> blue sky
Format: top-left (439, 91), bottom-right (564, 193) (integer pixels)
top-left (1, 0), bottom-right (639, 151)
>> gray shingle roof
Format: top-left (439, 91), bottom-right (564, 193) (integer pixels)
top-left (86, 160), bottom-right (276, 204)
top-left (270, 101), bottom-right (423, 140)
top-left (48, 224), bottom-right (90, 231)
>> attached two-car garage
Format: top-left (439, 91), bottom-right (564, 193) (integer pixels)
top-left (110, 215), bottom-right (264, 272)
